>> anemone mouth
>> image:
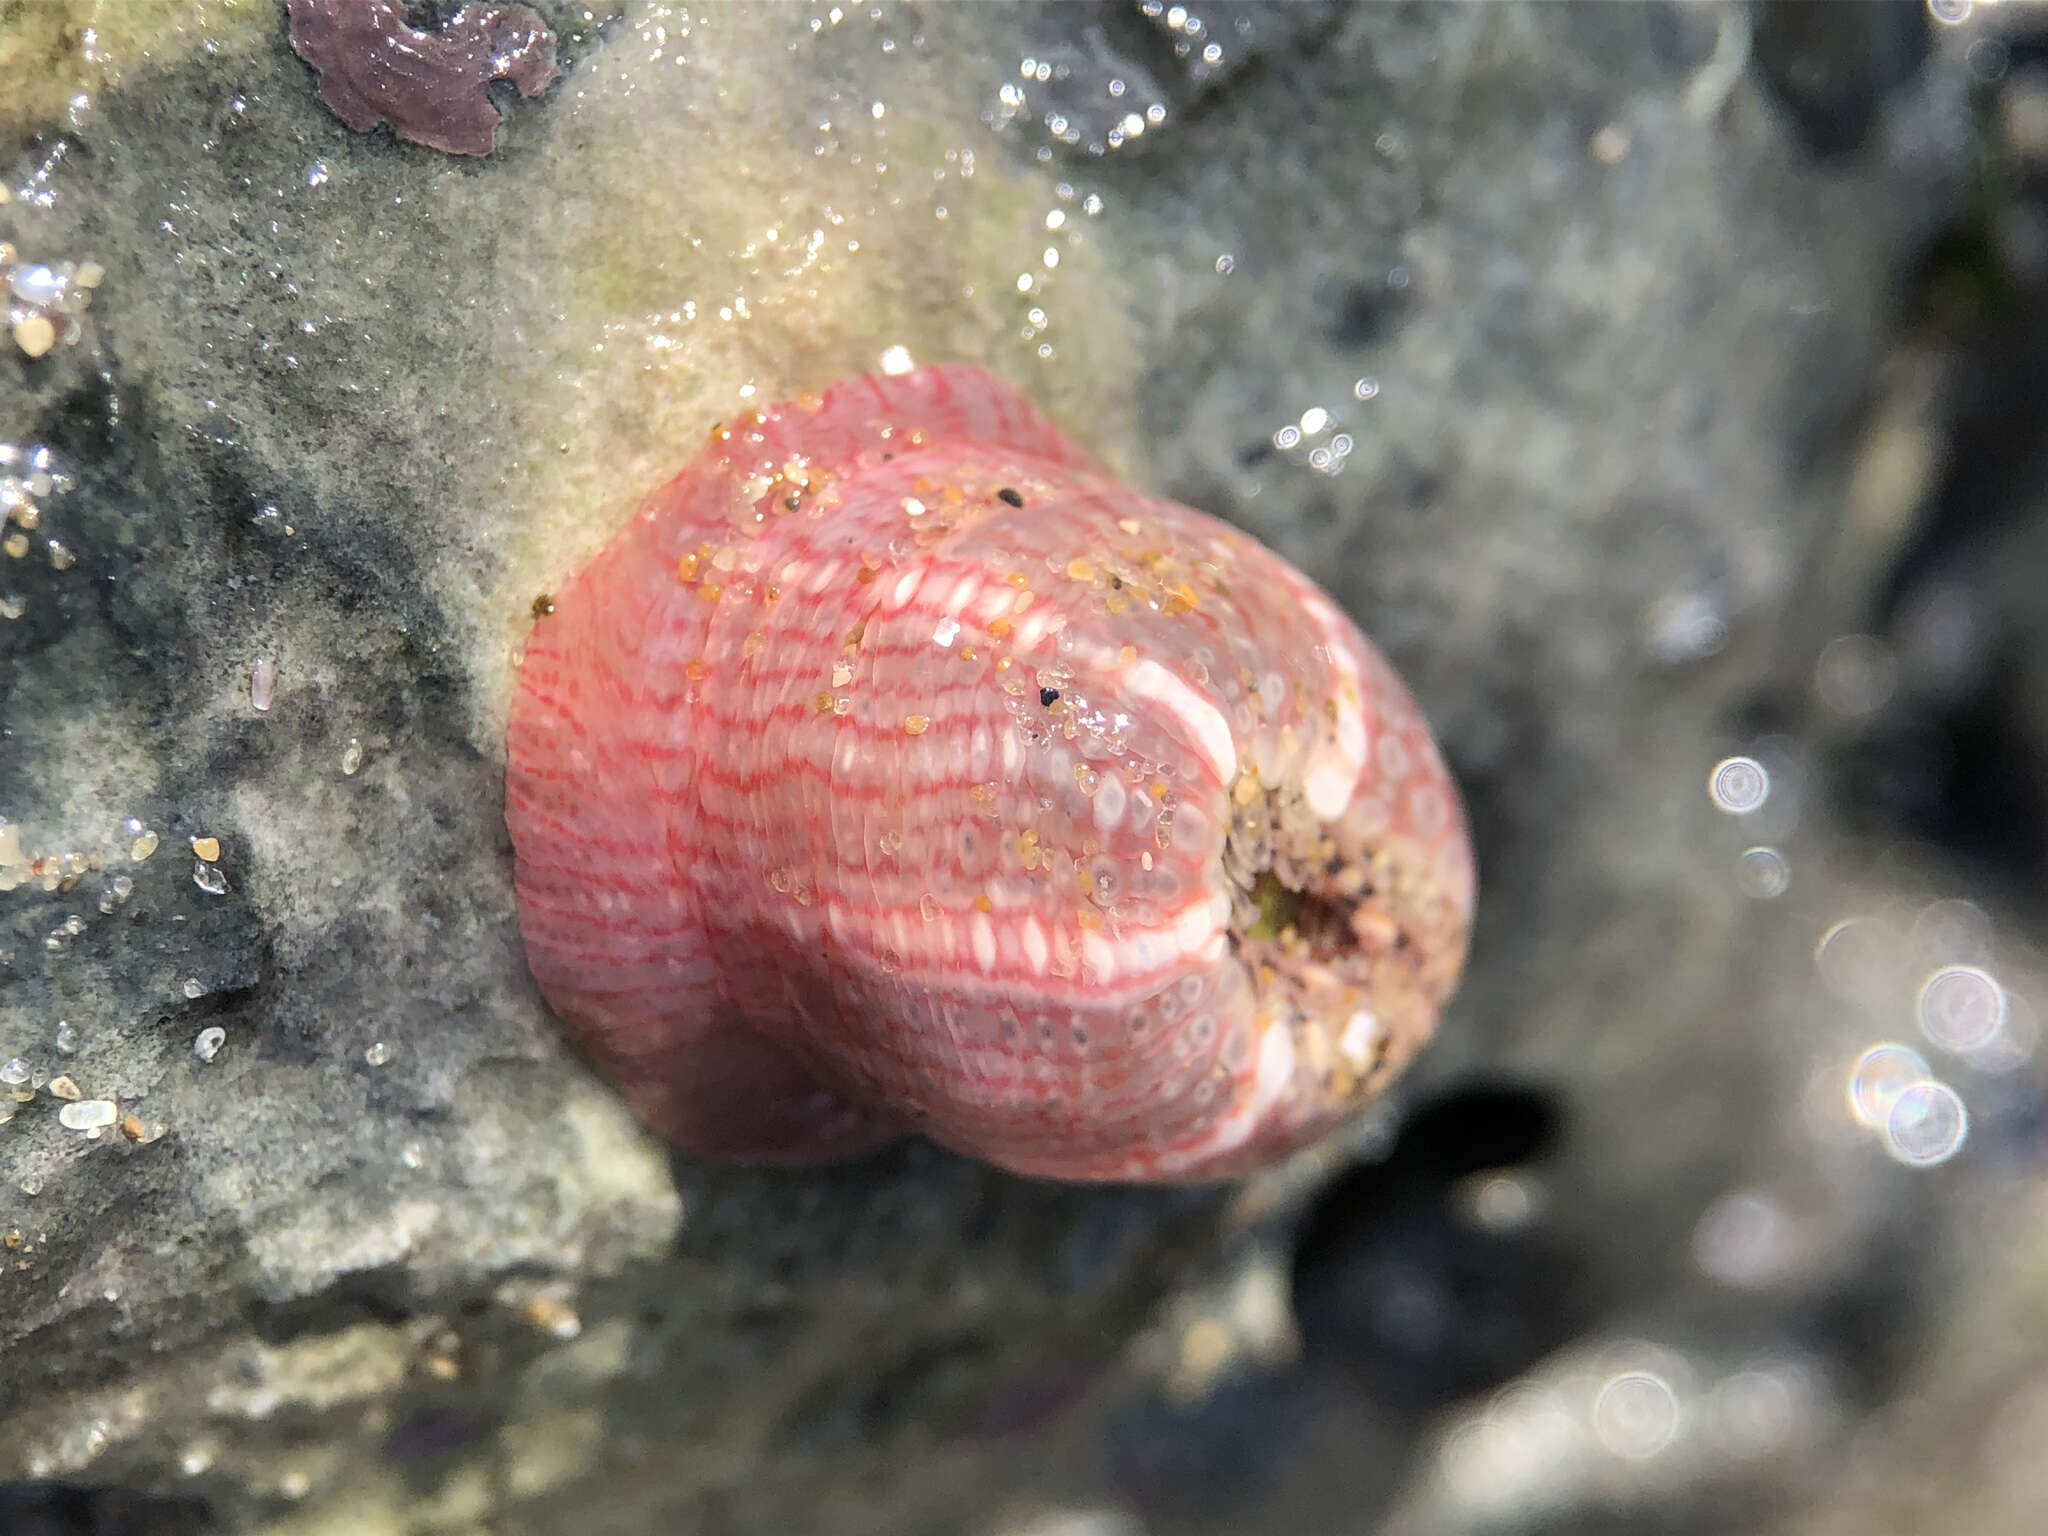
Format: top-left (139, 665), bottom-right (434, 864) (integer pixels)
top-left (1221, 775), bottom-right (1399, 1088)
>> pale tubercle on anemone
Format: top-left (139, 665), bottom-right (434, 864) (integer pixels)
top-left (504, 363), bottom-right (1474, 1183)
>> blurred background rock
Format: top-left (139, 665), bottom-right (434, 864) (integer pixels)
top-left (1, 1), bottom-right (2043, 1533)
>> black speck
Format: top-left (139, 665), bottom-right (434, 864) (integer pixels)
top-left (997, 487), bottom-right (1025, 508)
top-left (1039, 687), bottom-right (1061, 707)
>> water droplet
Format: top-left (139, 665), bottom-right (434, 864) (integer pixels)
top-left (1736, 846), bottom-right (1788, 898)
top-left (0, 1058), bottom-right (28, 1086)
top-left (1964, 991), bottom-right (2039, 1074)
top-left (1592, 1370), bottom-right (1680, 1459)
top-left (1885, 1080), bottom-right (1968, 1167)
top-left (364, 1040), bottom-right (394, 1067)
top-left (1813, 634), bottom-right (1895, 718)
top-left (1917, 965), bottom-right (2005, 1053)
top-left (193, 861), bottom-right (228, 895)
top-left (8, 264), bottom-right (62, 307)
top-left (1709, 756), bottom-right (1769, 813)
top-left (1847, 1043), bottom-right (1928, 1129)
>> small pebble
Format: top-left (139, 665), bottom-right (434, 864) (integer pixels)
top-left (363, 1040), bottom-right (394, 1067)
top-left (58, 1099), bottom-right (118, 1132)
top-left (47, 1075), bottom-right (81, 1101)
top-left (190, 836), bottom-right (221, 861)
top-left (193, 1027), bottom-right (226, 1063)
top-left (341, 737), bottom-right (364, 775)
top-left (11, 315), bottom-right (56, 358)
top-left (250, 658), bottom-right (277, 712)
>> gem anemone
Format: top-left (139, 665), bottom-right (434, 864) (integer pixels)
top-left (505, 366), bottom-right (1473, 1182)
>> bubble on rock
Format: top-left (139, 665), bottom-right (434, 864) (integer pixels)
top-left (1591, 1369), bottom-right (1682, 1459)
top-left (1885, 1080), bottom-right (1968, 1167)
top-left (1847, 1043), bottom-right (1929, 1130)
top-left (1813, 633), bottom-right (1896, 718)
top-left (1736, 846), bottom-right (1789, 899)
top-left (1964, 990), bottom-right (2040, 1074)
top-left (1816, 918), bottom-right (1900, 1006)
top-left (8, 263), bottom-right (63, 307)
top-left (1708, 755), bottom-right (1768, 813)
top-left (1692, 1189), bottom-right (1795, 1288)
top-left (1917, 965), bottom-right (2005, 1054)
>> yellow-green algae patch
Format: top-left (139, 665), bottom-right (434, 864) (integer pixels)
top-left (461, 3), bottom-right (1146, 748)
top-left (0, 0), bottom-right (269, 141)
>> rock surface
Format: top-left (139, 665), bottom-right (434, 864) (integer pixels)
top-left (1, 3), bottom-right (2036, 1534)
